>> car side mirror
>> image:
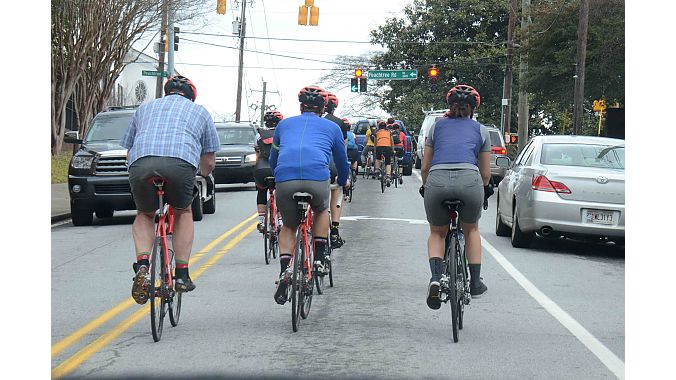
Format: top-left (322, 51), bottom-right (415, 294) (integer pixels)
top-left (64, 131), bottom-right (83, 144)
top-left (495, 156), bottom-right (511, 168)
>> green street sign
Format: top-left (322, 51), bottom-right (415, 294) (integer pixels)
top-left (368, 70), bottom-right (418, 80)
top-left (142, 70), bottom-right (168, 77)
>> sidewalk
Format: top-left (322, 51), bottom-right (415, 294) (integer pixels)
top-left (52, 183), bottom-right (71, 223)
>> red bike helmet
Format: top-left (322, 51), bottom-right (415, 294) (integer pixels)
top-left (445, 84), bottom-right (480, 110)
top-left (341, 117), bottom-right (352, 127)
top-left (164, 75), bottom-right (197, 102)
top-left (298, 85), bottom-right (327, 112)
top-left (264, 110), bottom-right (284, 126)
top-left (326, 92), bottom-right (339, 110)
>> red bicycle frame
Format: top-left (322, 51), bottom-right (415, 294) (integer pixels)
top-left (268, 187), bottom-right (278, 235)
top-left (288, 207), bottom-right (313, 282)
top-left (152, 184), bottom-right (175, 291)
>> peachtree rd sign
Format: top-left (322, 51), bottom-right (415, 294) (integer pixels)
top-left (142, 70), bottom-right (168, 77)
top-left (368, 70), bottom-right (418, 80)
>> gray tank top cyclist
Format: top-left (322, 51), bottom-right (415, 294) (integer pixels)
top-left (425, 117), bottom-right (491, 171)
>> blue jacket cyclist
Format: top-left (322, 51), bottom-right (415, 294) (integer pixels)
top-left (269, 85), bottom-right (350, 305)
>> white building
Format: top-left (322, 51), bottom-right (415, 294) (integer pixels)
top-left (108, 48), bottom-right (163, 107)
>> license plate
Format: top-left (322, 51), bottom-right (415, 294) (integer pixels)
top-left (584, 209), bottom-right (614, 225)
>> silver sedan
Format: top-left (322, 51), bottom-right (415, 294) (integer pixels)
top-left (495, 135), bottom-right (625, 248)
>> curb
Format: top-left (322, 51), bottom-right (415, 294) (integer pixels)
top-left (51, 213), bottom-right (71, 224)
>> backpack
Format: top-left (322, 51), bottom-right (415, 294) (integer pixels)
top-left (391, 130), bottom-right (401, 145)
top-left (257, 128), bottom-right (274, 160)
top-left (369, 127), bottom-right (377, 143)
top-left (346, 131), bottom-right (357, 149)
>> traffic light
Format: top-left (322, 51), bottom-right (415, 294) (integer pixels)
top-left (298, 5), bottom-right (308, 25)
top-left (216, 0), bottom-right (226, 14)
top-left (428, 65), bottom-right (439, 81)
top-left (351, 77), bottom-right (358, 93)
top-left (359, 77), bottom-right (367, 92)
top-left (173, 26), bottom-right (180, 51)
top-left (509, 134), bottom-right (518, 145)
top-left (355, 68), bottom-right (363, 78)
top-left (309, 6), bottom-right (319, 26)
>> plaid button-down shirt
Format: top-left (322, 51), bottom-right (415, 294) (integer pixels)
top-left (120, 95), bottom-right (220, 168)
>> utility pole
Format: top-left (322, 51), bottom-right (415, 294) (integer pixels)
top-left (259, 81), bottom-right (267, 126)
top-left (516, 0), bottom-right (531, 153)
top-left (167, 0), bottom-right (175, 77)
top-left (500, 0), bottom-right (518, 137)
top-left (572, 0), bottom-right (590, 135)
top-left (235, 0), bottom-right (248, 121)
top-left (155, 0), bottom-right (168, 98)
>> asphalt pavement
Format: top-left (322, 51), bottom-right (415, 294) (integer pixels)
top-left (51, 176), bottom-right (624, 379)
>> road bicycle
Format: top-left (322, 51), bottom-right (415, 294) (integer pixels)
top-left (345, 168), bottom-right (356, 203)
top-left (147, 176), bottom-right (182, 342)
top-left (376, 151), bottom-right (389, 193)
top-left (263, 176), bottom-right (280, 265)
top-left (287, 192), bottom-right (316, 332)
top-left (439, 199), bottom-right (471, 343)
top-left (391, 153), bottom-right (403, 188)
top-left (363, 150), bottom-right (375, 179)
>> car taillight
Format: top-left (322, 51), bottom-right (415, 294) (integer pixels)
top-left (532, 175), bottom-right (571, 194)
top-left (491, 146), bottom-right (507, 155)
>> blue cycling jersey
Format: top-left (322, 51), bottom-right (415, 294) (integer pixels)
top-left (269, 112), bottom-right (350, 186)
top-left (346, 131), bottom-right (357, 149)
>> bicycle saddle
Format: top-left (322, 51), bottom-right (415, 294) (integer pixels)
top-left (293, 192), bottom-right (313, 201)
top-left (264, 176), bottom-right (276, 187)
top-left (442, 199), bottom-right (464, 210)
top-left (146, 175), bottom-right (168, 187)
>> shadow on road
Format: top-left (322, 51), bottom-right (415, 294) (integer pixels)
top-left (216, 183), bottom-right (256, 192)
top-left (529, 235), bottom-right (625, 262)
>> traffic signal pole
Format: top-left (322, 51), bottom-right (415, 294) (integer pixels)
top-left (155, 1), bottom-right (168, 98)
top-left (260, 81), bottom-right (267, 126)
top-left (235, 0), bottom-right (247, 121)
top-left (167, 0), bottom-right (175, 77)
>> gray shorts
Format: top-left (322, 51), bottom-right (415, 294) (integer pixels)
top-left (128, 156), bottom-right (196, 213)
top-left (424, 169), bottom-right (483, 226)
top-left (275, 180), bottom-right (330, 229)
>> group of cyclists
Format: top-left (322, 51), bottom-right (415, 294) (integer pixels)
top-left (121, 74), bottom-right (494, 317)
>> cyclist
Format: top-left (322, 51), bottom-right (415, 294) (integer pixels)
top-left (390, 121), bottom-right (406, 184)
top-left (269, 85), bottom-right (350, 305)
top-left (344, 119), bottom-right (360, 176)
top-left (419, 84), bottom-right (493, 310)
top-left (254, 110), bottom-right (284, 232)
top-left (121, 75), bottom-right (220, 304)
top-left (374, 120), bottom-right (394, 186)
top-left (361, 122), bottom-right (377, 176)
top-left (322, 92), bottom-right (349, 248)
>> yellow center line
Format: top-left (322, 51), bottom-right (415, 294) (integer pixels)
top-left (51, 212), bottom-right (257, 358)
top-left (52, 222), bottom-right (258, 379)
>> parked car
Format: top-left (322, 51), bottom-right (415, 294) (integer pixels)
top-left (495, 135), bottom-right (625, 248)
top-left (353, 118), bottom-right (414, 175)
top-left (213, 121), bottom-right (257, 184)
top-left (64, 106), bottom-right (216, 226)
top-left (485, 124), bottom-right (509, 184)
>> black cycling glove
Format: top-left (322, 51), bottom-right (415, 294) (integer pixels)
top-left (419, 185), bottom-right (425, 198)
top-left (483, 185), bottom-right (494, 201)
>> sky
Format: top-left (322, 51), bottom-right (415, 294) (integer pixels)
top-left (132, 0), bottom-right (413, 123)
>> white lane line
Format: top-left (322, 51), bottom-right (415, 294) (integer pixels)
top-left (481, 237), bottom-right (625, 379)
top-left (412, 169), bottom-right (422, 182)
top-left (52, 219), bottom-right (72, 228)
top-left (341, 216), bottom-right (428, 224)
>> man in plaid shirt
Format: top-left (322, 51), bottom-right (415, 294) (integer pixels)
top-left (120, 75), bottom-right (220, 304)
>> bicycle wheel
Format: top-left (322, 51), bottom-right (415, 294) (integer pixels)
top-left (394, 162), bottom-right (399, 188)
top-left (447, 232), bottom-right (460, 343)
top-left (291, 229), bottom-right (303, 332)
top-left (380, 167), bottom-right (385, 193)
top-left (328, 249), bottom-right (334, 288)
top-left (149, 238), bottom-right (167, 342)
top-left (457, 239), bottom-right (468, 330)
top-left (264, 201), bottom-right (271, 265)
top-left (168, 248), bottom-right (182, 327)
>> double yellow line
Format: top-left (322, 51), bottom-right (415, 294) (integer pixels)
top-left (51, 213), bottom-right (259, 378)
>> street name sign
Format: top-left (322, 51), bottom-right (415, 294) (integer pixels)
top-left (368, 70), bottom-right (418, 80)
top-left (142, 70), bottom-right (168, 77)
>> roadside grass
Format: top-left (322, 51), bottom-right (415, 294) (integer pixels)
top-left (52, 151), bottom-right (72, 184)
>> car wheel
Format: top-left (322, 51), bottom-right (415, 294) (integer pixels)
top-left (402, 164), bottom-right (412, 176)
top-left (192, 188), bottom-right (204, 222)
top-left (95, 208), bottom-right (114, 219)
top-left (414, 155), bottom-right (421, 169)
top-left (71, 204), bottom-right (93, 226)
top-left (511, 203), bottom-right (533, 248)
top-left (203, 188), bottom-right (216, 215)
top-left (495, 193), bottom-right (510, 237)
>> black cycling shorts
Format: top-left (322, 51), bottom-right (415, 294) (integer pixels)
top-left (375, 146), bottom-right (393, 165)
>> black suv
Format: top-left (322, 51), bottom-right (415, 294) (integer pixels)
top-left (64, 106), bottom-right (216, 226)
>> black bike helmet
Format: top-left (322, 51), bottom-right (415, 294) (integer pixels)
top-left (298, 85), bottom-right (327, 113)
top-left (264, 110), bottom-right (284, 126)
top-left (445, 84), bottom-right (480, 110)
top-left (164, 75), bottom-right (197, 102)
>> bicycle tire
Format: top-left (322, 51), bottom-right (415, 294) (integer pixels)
top-left (264, 201), bottom-right (271, 265)
top-left (149, 238), bottom-right (167, 342)
top-left (291, 229), bottom-right (303, 332)
top-left (394, 163), bottom-right (399, 188)
top-left (301, 231), bottom-right (314, 319)
top-left (457, 238), bottom-right (468, 330)
top-left (328, 254), bottom-right (334, 287)
top-left (380, 166), bottom-right (385, 193)
top-left (447, 232), bottom-right (460, 343)
top-left (168, 248), bottom-right (181, 327)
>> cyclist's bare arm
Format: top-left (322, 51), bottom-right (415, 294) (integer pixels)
top-left (199, 152), bottom-right (215, 177)
top-left (478, 151), bottom-right (490, 186)
top-left (421, 144), bottom-right (434, 185)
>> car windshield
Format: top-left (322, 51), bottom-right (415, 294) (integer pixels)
top-left (541, 143), bottom-right (625, 169)
top-left (218, 128), bottom-right (255, 145)
top-left (84, 115), bottom-right (132, 143)
top-left (488, 130), bottom-right (503, 147)
top-left (354, 121), bottom-right (371, 135)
